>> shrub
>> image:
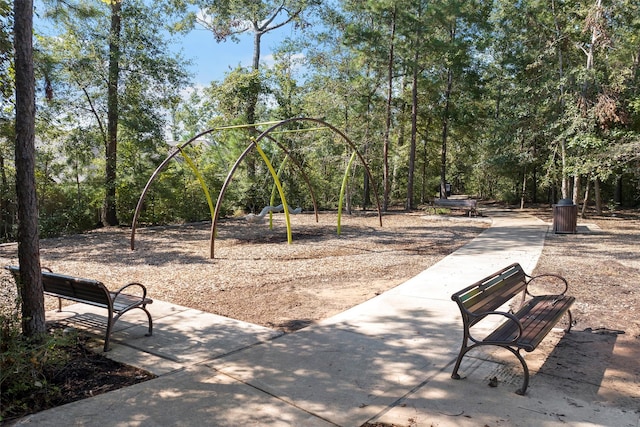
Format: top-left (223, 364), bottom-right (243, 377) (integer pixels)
top-left (0, 293), bottom-right (78, 422)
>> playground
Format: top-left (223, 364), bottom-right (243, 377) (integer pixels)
top-left (2, 211), bottom-right (488, 331)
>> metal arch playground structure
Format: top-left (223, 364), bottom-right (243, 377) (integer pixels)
top-left (130, 117), bottom-right (383, 259)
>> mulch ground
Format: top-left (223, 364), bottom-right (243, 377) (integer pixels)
top-left (1, 205), bottom-right (639, 424)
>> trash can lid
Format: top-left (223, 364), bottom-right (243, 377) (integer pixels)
top-left (557, 198), bottom-right (574, 206)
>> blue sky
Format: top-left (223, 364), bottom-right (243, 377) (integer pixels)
top-left (175, 24), bottom-right (293, 87)
top-left (33, 0), bottom-right (295, 88)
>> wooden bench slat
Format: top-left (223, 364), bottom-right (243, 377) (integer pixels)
top-left (457, 268), bottom-right (527, 314)
top-left (518, 296), bottom-right (575, 350)
top-left (485, 296), bottom-right (575, 350)
top-left (41, 273), bottom-right (109, 306)
top-left (111, 293), bottom-right (153, 312)
top-left (464, 280), bottom-right (522, 312)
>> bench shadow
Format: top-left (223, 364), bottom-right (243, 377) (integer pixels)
top-left (533, 328), bottom-right (639, 408)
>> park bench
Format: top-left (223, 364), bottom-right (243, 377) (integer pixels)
top-left (5, 265), bottom-right (153, 352)
top-left (433, 198), bottom-right (478, 217)
top-left (450, 263), bottom-right (574, 395)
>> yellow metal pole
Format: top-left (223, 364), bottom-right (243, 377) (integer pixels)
top-left (178, 147), bottom-right (216, 223)
top-left (254, 143), bottom-right (292, 244)
top-left (338, 151), bottom-right (357, 235)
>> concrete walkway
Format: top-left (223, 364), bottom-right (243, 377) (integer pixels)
top-left (13, 210), bottom-right (639, 427)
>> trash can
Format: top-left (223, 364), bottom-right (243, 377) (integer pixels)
top-left (552, 199), bottom-right (578, 234)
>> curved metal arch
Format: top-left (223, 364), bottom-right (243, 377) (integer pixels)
top-left (131, 127), bottom-right (219, 250)
top-left (130, 122), bottom-right (320, 251)
top-left (210, 117), bottom-right (383, 258)
top-left (265, 117), bottom-right (383, 226)
top-left (262, 133), bottom-right (319, 224)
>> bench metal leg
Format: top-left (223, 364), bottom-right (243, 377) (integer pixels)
top-left (565, 310), bottom-right (574, 333)
top-left (508, 347), bottom-right (530, 396)
top-left (104, 318), bottom-right (114, 352)
top-left (103, 306), bottom-right (153, 352)
top-left (451, 342), bottom-right (531, 395)
top-left (451, 344), bottom-right (472, 380)
top-left (139, 305), bottom-right (153, 337)
top-left (103, 305), bottom-right (153, 352)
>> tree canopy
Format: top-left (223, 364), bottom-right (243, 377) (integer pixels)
top-left (1, 0), bottom-right (638, 246)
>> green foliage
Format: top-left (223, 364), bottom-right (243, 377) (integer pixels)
top-left (3, 0), bottom-right (640, 244)
top-left (186, 0), bottom-right (319, 43)
top-left (36, 0), bottom-right (190, 226)
top-left (0, 0), bottom-right (12, 104)
top-left (0, 291), bottom-right (78, 422)
top-left (212, 68), bottom-right (264, 120)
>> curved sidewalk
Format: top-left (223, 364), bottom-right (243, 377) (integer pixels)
top-left (13, 209), bottom-right (639, 427)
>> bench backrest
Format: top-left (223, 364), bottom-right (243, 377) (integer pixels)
top-left (434, 198), bottom-right (477, 207)
top-left (451, 263), bottom-right (526, 319)
top-left (6, 265), bottom-right (111, 307)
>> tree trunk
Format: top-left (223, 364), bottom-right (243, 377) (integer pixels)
top-left (0, 150), bottom-right (11, 240)
top-left (103, 0), bottom-right (121, 226)
top-left (594, 177), bottom-right (602, 214)
top-left (552, 0), bottom-right (570, 199)
top-left (363, 162), bottom-right (371, 209)
top-left (520, 167), bottom-right (527, 210)
top-left (614, 175), bottom-right (622, 206)
top-left (13, 0), bottom-right (46, 337)
top-left (581, 178), bottom-right (591, 218)
top-left (246, 30), bottom-right (262, 125)
top-left (252, 29), bottom-right (261, 71)
top-left (406, 3), bottom-right (424, 211)
top-left (440, 66), bottom-right (453, 199)
top-left (421, 120), bottom-right (431, 204)
top-left (440, 21), bottom-right (456, 200)
top-left (532, 166), bottom-right (538, 203)
top-left (382, 8), bottom-right (396, 212)
top-left (407, 51), bottom-right (418, 210)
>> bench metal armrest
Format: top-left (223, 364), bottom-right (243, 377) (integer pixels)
top-left (113, 282), bottom-right (148, 301)
top-left (525, 273), bottom-right (568, 297)
top-left (468, 310), bottom-right (523, 344)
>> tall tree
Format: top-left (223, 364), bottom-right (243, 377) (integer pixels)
top-left (569, 0), bottom-right (639, 212)
top-left (1, 0), bottom-right (14, 241)
top-left (382, 4), bottom-right (396, 211)
top-left (104, 0), bottom-right (122, 225)
top-left (489, 0), bottom-right (580, 204)
top-left (407, 1), bottom-right (423, 209)
top-left (168, 0), bottom-right (319, 210)
top-left (423, 0), bottom-right (490, 201)
top-left (13, 0), bottom-right (46, 337)
top-left (41, 0), bottom-right (189, 226)
top-left (551, 0), bottom-right (571, 200)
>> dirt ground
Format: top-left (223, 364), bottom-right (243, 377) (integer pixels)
top-left (1, 206), bottom-right (639, 422)
top-left (521, 206), bottom-right (640, 412)
top-left (1, 211), bottom-right (490, 331)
